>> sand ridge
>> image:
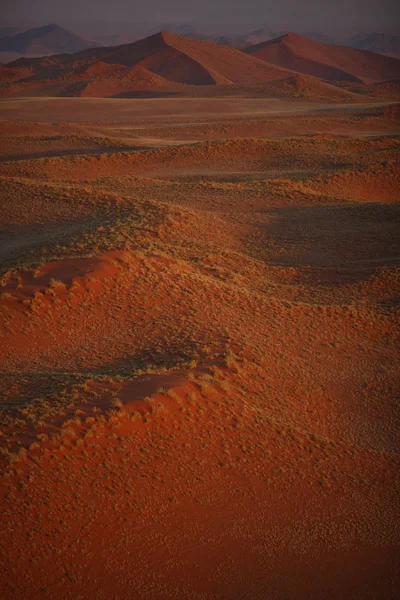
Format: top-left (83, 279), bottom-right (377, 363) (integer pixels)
top-left (0, 95), bottom-right (399, 599)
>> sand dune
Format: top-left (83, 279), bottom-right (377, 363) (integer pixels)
top-left (1, 30), bottom-right (399, 100)
top-left (245, 32), bottom-right (400, 83)
top-left (0, 31), bottom-right (296, 98)
top-left (0, 89), bottom-right (399, 599)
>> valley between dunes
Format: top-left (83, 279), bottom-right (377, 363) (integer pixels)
top-left (0, 96), bottom-right (399, 599)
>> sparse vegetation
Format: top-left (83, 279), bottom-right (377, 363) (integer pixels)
top-left (0, 90), bottom-right (399, 600)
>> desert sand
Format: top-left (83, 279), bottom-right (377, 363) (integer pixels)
top-left (1, 31), bottom-right (399, 100)
top-left (0, 39), bottom-right (399, 600)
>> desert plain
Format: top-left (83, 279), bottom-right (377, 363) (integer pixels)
top-left (0, 31), bottom-right (400, 600)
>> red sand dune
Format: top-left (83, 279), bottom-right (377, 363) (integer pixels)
top-left (107, 31), bottom-right (294, 84)
top-left (1, 30), bottom-right (398, 99)
top-left (245, 32), bottom-right (400, 83)
top-left (0, 31), bottom-right (296, 97)
top-left (261, 74), bottom-right (364, 101)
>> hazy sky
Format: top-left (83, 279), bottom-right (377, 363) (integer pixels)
top-left (0, 0), bottom-right (398, 30)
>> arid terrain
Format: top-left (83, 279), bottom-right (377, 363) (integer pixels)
top-left (0, 38), bottom-right (400, 599)
top-left (1, 30), bottom-right (399, 100)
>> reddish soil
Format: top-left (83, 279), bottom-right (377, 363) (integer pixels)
top-left (0, 95), bottom-right (399, 599)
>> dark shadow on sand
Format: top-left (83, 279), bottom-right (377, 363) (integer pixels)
top-left (248, 202), bottom-right (400, 285)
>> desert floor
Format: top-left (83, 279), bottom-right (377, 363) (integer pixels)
top-left (0, 97), bottom-right (399, 599)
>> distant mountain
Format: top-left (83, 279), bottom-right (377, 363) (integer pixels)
top-left (88, 33), bottom-right (138, 47)
top-left (237, 29), bottom-right (336, 48)
top-left (346, 33), bottom-right (400, 58)
top-left (0, 27), bottom-right (21, 38)
top-left (238, 28), bottom-right (286, 46)
top-left (0, 24), bottom-right (101, 55)
top-left (182, 33), bottom-right (241, 47)
top-left (245, 32), bottom-right (400, 83)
